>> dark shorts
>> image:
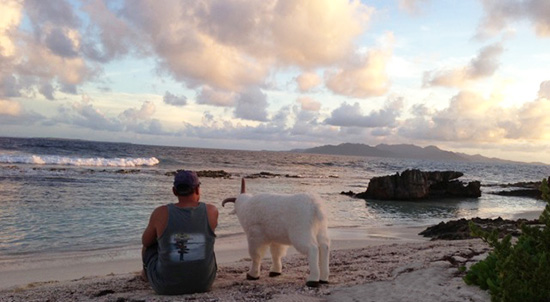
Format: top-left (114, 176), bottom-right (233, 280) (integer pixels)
top-left (142, 243), bottom-right (158, 275)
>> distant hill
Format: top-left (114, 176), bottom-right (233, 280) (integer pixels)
top-left (291, 143), bottom-right (529, 164)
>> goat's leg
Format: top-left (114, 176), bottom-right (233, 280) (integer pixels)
top-left (317, 231), bottom-right (331, 283)
top-left (246, 235), bottom-right (267, 280)
top-left (291, 235), bottom-right (321, 287)
top-left (269, 243), bottom-right (288, 277)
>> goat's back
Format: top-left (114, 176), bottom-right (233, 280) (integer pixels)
top-left (235, 193), bottom-right (327, 243)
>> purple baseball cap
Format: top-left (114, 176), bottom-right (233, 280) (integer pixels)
top-left (173, 170), bottom-right (200, 194)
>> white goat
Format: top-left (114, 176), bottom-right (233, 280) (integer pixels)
top-left (222, 179), bottom-right (330, 287)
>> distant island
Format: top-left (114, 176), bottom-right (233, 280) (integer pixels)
top-left (291, 143), bottom-right (543, 165)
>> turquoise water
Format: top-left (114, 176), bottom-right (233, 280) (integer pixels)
top-left (0, 137), bottom-right (548, 256)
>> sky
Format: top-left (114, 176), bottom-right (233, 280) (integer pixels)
top-left (1, 0), bottom-right (550, 164)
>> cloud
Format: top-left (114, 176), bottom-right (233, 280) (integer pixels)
top-left (297, 97), bottom-right (321, 112)
top-left (81, 0), bottom-right (140, 62)
top-left (196, 87), bottom-right (237, 107)
top-left (398, 0), bottom-right (431, 15)
top-left (399, 88), bottom-right (550, 142)
top-left (539, 81), bottom-right (550, 99)
top-left (115, 0), bottom-right (372, 91)
top-left (234, 87), bottom-right (269, 121)
top-left (325, 33), bottom-right (393, 98)
top-left (423, 43), bottom-right (503, 88)
top-left (503, 98), bottom-right (550, 140)
top-left (325, 97), bottom-right (403, 128)
top-left (44, 27), bottom-right (80, 58)
top-left (0, 0), bottom-right (98, 102)
top-left (120, 101), bottom-right (156, 121)
top-left (163, 91), bottom-right (187, 106)
top-left (0, 0), bottom-right (23, 57)
top-left (0, 99), bottom-right (22, 116)
top-left (62, 97), bottom-right (123, 131)
top-left (39, 83), bottom-right (56, 100)
top-left (0, 74), bottom-right (21, 98)
top-left (296, 72), bottom-right (321, 92)
top-left (477, 0), bottom-right (550, 38)
top-left (51, 97), bottom-right (171, 135)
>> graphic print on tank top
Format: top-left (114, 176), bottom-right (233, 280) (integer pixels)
top-left (170, 233), bottom-right (206, 262)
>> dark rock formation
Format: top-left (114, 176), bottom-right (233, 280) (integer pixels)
top-left (245, 172), bottom-right (302, 179)
top-left (165, 170), bottom-right (232, 178)
top-left (487, 181), bottom-right (542, 199)
top-left (419, 217), bottom-right (541, 240)
top-left (355, 169), bottom-right (481, 200)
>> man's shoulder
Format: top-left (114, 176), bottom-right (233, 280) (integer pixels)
top-left (151, 205), bottom-right (169, 218)
top-left (204, 202), bottom-right (218, 211)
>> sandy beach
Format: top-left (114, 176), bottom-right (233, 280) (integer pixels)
top-left (0, 225), bottom-right (491, 301)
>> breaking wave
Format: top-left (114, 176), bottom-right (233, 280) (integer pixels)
top-left (0, 154), bottom-right (160, 167)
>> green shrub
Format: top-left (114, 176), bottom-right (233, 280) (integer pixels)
top-left (464, 178), bottom-right (550, 302)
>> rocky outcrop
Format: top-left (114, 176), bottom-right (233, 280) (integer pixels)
top-left (419, 217), bottom-right (541, 240)
top-left (355, 169), bottom-right (481, 200)
top-left (487, 181), bottom-right (542, 199)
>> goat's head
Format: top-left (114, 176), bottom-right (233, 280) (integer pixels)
top-left (222, 178), bottom-right (246, 207)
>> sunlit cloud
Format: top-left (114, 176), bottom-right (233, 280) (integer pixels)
top-left (297, 97), bottom-right (321, 112)
top-left (296, 72), bottom-right (321, 92)
top-left (0, 99), bottom-right (21, 116)
top-left (325, 33), bottom-right (394, 98)
top-left (399, 86), bottom-right (550, 143)
top-left (423, 42), bottom-right (504, 88)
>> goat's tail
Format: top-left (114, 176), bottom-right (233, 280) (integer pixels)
top-left (222, 198), bottom-right (236, 207)
top-left (241, 178), bottom-right (246, 193)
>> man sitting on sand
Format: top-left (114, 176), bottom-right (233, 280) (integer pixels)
top-left (141, 170), bottom-right (219, 295)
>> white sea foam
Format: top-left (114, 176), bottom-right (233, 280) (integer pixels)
top-left (0, 154), bottom-right (160, 167)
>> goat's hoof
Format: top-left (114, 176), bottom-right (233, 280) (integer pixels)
top-left (319, 280), bottom-right (329, 284)
top-left (246, 274), bottom-right (260, 280)
top-left (305, 281), bottom-right (320, 288)
top-left (269, 272), bottom-right (282, 277)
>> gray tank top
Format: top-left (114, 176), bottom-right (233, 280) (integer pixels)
top-left (149, 202), bottom-right (217, 295)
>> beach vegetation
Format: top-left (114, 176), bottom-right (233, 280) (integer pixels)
top-left (464, 177), bottom-right (550, 301)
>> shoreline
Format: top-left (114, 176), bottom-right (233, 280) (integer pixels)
top-left (0, 225), bottom-right (429, 291)
top-left (0, 225), bottom-right (492, 302)
top-left (0, 211), bottom-right (540, 300)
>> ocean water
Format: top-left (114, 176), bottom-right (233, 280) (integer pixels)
top-left (0, 137), bottom-right (548, 257)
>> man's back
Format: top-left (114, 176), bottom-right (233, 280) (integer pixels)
top-left (144, 203), bottom-right (217, 295)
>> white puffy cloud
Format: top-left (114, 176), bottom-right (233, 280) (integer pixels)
top-left (163, 91), bottom-right (187, 107)
top-left (196, 87), bottom-right (237, 107)
top-left (116, 0), bottom-right (372, 91)
top-left (234, 87), bottom-right (269, 121)
top-left (399, 88), bottom-right (550, 142)
top-left (297, 97), bottom-right (321, 112)
top-left (325, 33), bottom-right (394, 98)
top-left (325, 97), bottom-right (403, 128)
top-left (0, 99), bottom-right (21, 116)
top-left (82, 0), bottom-right (141, 62)
top-left (0, 0), bottom-right (23, 57)
top-left (120, 101), bottom-right (156, 121)
top-left (296, 72), bottom-right (321, 92)
top-left (477, 0), bottom-right (550, 38)
top-left (423, 43), bottom-right (503, 88)
top-left (66, 97), bottom-right (123, 131)
top-left (0, 0), bottom-right (98, 101)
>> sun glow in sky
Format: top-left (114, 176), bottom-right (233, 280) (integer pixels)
top-left (1, 0), bottom-right (550, 163)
